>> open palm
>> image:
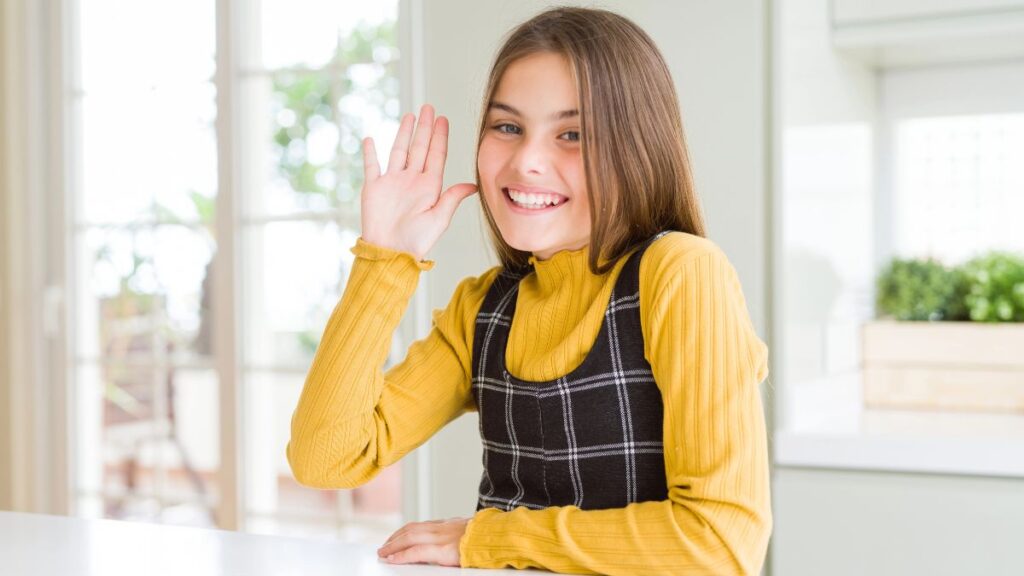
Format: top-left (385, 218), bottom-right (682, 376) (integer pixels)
top-left (360, 103), bottom-right (477, 260)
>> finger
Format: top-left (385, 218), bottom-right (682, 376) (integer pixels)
top-left (379, 518), bottom-right (443, 550)
top-left (406, 103), bottom-right (435, 172)
top-left (385, 544), bottom-right (443, 565)
top-left (424, 115), bottom-right (449, 179)
top-left (381, 521), bottom-right (421, 547)
top-left (362, 137), bottom-right (379, 181)
top-left (378, 525), bottom-right (439, 557)
top-left (387, 112), bottom-right (415, 173)
top-left (381, 527), bottom-right (407, 548)
top-left (431, 183), bottom-right (478, 219)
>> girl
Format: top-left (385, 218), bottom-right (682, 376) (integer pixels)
top-left (287, 6), bottom-right (771, 575)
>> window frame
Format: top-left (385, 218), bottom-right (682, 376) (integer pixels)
top-left (0, 0), bottom-right (433, 532)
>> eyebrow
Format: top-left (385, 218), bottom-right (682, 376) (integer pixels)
top-left (487, 101), bottom-right (579, 121)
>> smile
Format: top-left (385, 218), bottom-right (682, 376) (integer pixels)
top-left (503, 187), bottom-right (569, 214)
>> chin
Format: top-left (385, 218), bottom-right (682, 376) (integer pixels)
top-left (497, 230), bottom-right (541, 253)
top-left (500, 230), bottom-right (580, 257)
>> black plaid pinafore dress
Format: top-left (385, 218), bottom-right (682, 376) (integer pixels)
top-left (471, 231), bottom-right (671, 512)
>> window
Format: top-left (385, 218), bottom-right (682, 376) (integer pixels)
top-left (881, 61), bottom-right (1024, 266)
top-left (892, 114), bottom-right (1024, 265)
top-left (68, 0), bottom-right (405, 542)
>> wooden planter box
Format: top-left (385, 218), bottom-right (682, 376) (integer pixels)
top-left (862, 320), bottom-right (1024, 413)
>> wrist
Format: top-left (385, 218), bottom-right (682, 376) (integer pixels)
top-left (353, 237), bottom-right (435, 270)
top-left (359, 235), bottom-right (424, 260)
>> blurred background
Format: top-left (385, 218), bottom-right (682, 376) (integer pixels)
top-left (1, 1), bottom-right (1022, 575)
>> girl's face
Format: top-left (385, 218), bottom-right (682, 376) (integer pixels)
top-left (478, 52), bottom-right (591, 261)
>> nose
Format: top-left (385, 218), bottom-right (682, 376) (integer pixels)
top-left (509, 133), bottom-right (551, 175)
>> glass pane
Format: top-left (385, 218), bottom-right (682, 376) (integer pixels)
top-left (72, 0), bottom-right (220, 529)
top-left (242, 13), bottom-right (400, 218)
top-left (336, 59), bottom-right (401, 206)
top-left (78, 0), bottom-right (216, 225)
top-left (894, 114), bottom-right (1024, 264)
top-left (79, 0), bottom-right (215, 90)
top-left (76, 226), bottom-right (215, 364)
top-left (255, 70), bottom-right (342, 215)
top-left (165, 368), bottom-right (221, 509)
top-left (259, 0), bottom-right (398, 69)
top-left (74, 364), bottom-right (219, 526)
top-left (73, 223), bottom-right (218, 527)
top-left (75, 360), bottom-right (165, 519)
top-left (243, 222), bottom-right (358, 369)
top-left (244, 371), bottom-right (327, 518)
top-left (243, 370), bottom-right (401, 544)
top-left (78, 86), bottom-right (217, 225)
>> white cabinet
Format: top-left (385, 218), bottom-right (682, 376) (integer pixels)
top-left (772, 468), bottom-right (1024, 576)
top-left (833, 0), bottom-right (1024, 23)
top-left (830, 0), bottom-right (1024, 68)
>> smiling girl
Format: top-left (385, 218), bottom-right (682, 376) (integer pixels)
top-left (287, 6), bottom-right (771, 575)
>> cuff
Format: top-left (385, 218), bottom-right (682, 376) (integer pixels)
top-left (350, 237), bottom-right (436, 271)
top-left (458, 507), bottom-right (503, 568)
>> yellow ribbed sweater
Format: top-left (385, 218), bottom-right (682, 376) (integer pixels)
top-left (286, 231), bottom-right (772, 575)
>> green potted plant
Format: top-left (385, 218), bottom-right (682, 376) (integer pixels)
top-left (863, 251), bottom-right (1024, 413)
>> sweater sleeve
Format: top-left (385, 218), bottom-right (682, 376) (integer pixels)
top-left (286, 237), bottom-right (490, 489)
top-left (458, 247), bottom-right (772, 575)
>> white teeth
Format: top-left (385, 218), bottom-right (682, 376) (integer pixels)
top-left (507, 188), bottom-right (564, 208)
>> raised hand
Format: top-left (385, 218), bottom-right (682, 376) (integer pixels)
top-left (359, 103), bottom-right (478, 260)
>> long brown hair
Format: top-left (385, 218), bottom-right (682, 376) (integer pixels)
top-left (474, 6), bottom-right (707, 275)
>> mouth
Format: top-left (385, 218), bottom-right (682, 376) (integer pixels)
top-left (502, 187), bottom-right (569, 215)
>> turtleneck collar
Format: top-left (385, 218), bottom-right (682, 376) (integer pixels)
top-left (525, 244), bottom-right (615, 296)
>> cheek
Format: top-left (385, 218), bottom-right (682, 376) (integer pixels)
top-left (476, 140), bottom-right (505, 200)
top-left (477, 138), bottom-right (501, 174)
top-left (562, 155), bottom-right (588, 208)
top-left (574, 194), bottom-right (592, 226)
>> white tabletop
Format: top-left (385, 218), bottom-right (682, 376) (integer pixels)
top-left (0, 511), bottom-right (531, 576)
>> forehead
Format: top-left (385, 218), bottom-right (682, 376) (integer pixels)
top-left (490, 52), bottom-right (579, 118)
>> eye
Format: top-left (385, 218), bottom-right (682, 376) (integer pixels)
top-left (491, 123), bottom-right (521, 135)
top-left (489, 123), bottom-right (580, 142)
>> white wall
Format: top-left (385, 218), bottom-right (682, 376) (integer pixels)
top-left (413, 0), bottom-right (770, 522)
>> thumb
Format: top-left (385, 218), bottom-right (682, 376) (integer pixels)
top-left (433, 183), bottom-right (477, 219)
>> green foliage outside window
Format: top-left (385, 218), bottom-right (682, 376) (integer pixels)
top-left (271, 19), bottom-right (400, 355)
top-left (270, 19), bottom-right (399, 210)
